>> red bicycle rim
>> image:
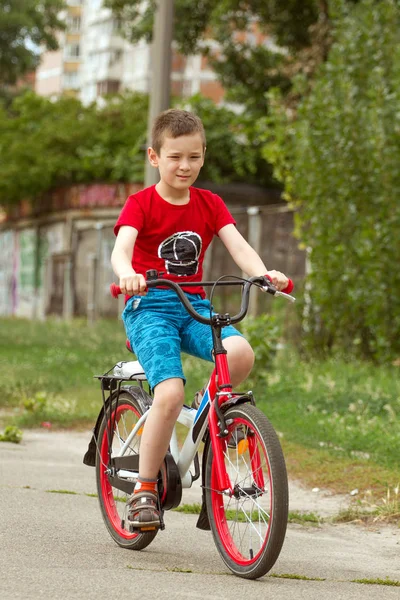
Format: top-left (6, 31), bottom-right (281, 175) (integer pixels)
top-left (99, 403), bottom-right (140, 540)
top-left (210, 418), bottom-right (272, 565)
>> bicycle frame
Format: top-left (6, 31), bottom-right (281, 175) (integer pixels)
top-left (108, 273), bottom-right (294, 497)
top-left (113, 359), bottom-right (234, 493)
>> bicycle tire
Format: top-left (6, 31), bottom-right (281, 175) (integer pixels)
top-left (95, 391), bottom-right (158, 550)
top-left (205, 403), bottom-right (288, 579)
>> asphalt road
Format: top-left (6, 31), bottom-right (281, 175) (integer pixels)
top-left (1, 430), bottom-right (399, 599)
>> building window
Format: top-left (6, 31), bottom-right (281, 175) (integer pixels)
top-left (63, 71), bottom-right (80, 90)
top-left (112, 18), bottom-right (122, 32)
top-left (97, 80), bottom-right (120, 96)
top-left (67, 15), bottom-right (81, 32)
top-left (65, 43), bottom-right (80, 58)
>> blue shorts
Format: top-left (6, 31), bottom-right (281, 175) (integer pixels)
top-left (121, 288), bottom-right (243, 390)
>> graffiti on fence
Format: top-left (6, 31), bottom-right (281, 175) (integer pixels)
top-left (0, 230), bottom-right (14, 315)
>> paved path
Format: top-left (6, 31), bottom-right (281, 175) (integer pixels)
top-left (1, 430), bottom-right (399, 599)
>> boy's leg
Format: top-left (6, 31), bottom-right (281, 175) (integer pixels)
top-left (139, 377), bottom-right (185, 479)
top-left (180, 295), bottom-right (255, 388)
top-left (127, 377), bottom-right (185, 531)
top-left (121, 292), bottom-right (187, 529)
top-left (222, 336), bottom-right (255, 387)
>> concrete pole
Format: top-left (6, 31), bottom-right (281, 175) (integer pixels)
top-left (87, 252), bottom-right (98, 325)
top-left (144, 0), bottom-right (174, 187)
top-left (247, 207), bottom-right (262, 316)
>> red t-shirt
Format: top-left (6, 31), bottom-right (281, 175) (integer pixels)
top-left (114, 185), bottom-right (236, 297)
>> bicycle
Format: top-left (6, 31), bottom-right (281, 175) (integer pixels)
top-left (83, 270), bottom-right (295, 580)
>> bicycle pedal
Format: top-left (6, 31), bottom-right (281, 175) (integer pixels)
top-left (129, 524), bottom-right (159, 533)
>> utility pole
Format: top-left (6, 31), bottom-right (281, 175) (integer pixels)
top-left (144, 0), bottom-right (174, 187)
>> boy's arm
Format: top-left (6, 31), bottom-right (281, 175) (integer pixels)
top-left (111, 226), bottom-right (147, 295)
top-left (218, 224), bottom-right (289, 291)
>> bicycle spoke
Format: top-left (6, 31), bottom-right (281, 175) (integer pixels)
top-left (238, 505), bottom-right (266, 543)
top-left (207, 405), bottom-right (288, 578)
top-left (209, 414), bottom-right (277, 562)
top-left (99, 400), bottom-right (141, 535)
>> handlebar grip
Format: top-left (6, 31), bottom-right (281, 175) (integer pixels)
top-left (283, 279), bottom-right (294, 294)
top-left (110, 283), bottom-right (122, 298)
top-left (265, 275), bottom-right (294, 294)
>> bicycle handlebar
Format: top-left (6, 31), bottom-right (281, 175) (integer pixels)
top-left (110, 272), bottom-right (295, 326)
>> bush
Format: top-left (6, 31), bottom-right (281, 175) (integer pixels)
top-left (238, 313), bottom-right (281, 383)
top-left (0, 92), bottom-right (148, 205)
top-left (263, 0), bottom-right (400, 363)
top-left (0, 425), bottom-right (23, 444)
top-left (0, 91), bottom-right (272, 207)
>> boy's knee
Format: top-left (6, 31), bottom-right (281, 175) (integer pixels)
top-left (153, 378), bottom-right (185, 417)
top-left (226, 337), bottom-right (254, 366)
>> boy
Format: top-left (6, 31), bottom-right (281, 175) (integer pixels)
top-left (111, 109), bottom-right (289, 531)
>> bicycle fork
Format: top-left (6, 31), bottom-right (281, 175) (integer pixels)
top-left (207, 322), bottom-right (237, 495)
top-left (208, 332), bottom-right (265, 496)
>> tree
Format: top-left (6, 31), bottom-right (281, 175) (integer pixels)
top-left (0, 0), bottom-right (65, 86)
top-left (105, 1), bottom-right (361, 114)
top-left (0, 92), bottom-right (148, 205)
top-left (0, 91), bottom-right (269, 207)
top-left (263, 0), bottom-right (400, 362)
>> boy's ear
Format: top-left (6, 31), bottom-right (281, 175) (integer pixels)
top-left (148, 147), bottom-right (159, 167)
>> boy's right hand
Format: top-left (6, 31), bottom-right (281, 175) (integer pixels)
top-left (119, 272), bottom-right (147, 296)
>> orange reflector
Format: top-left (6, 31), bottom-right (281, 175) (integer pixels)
top-left (135, 426), bottom-right (144, 436)
top-left (237, 438), bottom-right (249, 455)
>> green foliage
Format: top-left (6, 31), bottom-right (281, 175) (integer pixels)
top-left (260, 349), bottom-right (400, 469)
top-left (105, 0), bottom-right (214, 55)
top-left (0, 317), bottom-right (399, 486)
top-left (0, 91), bottom-right (148, 205)
top-left (0, 0), bottom-right (65, 85)
top-left (0, 91), bottom-right (273, 206)
top-left (23, 391), bottom-right (48, 413)
top-left (238, 313), bottom-right (280, 382)
top-left (105, 1), bottom-right (361, 118)
top-left (105, 0), bottom-right (323, 55)
top-left (262, 0), bottom-right (400, 362)
top-left (184, 95), bottom-right (275, 186)
top-left (0, 425), bottom-right (23, 443)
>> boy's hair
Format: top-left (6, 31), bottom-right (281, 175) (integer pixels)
top-left (151, 109), bottom-right (206, 155)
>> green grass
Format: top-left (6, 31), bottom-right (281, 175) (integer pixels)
top-left (351, 578), bottom-right (400, 587)
top-left (256, 349), bottom-right (400, 472)
top-left (0, 317), bottom-right (208, 428)
top-left (0, 317), bottom-right (140, 427)
top-left (1, 316), bottom-right (399, 502)
top-left (175, 503), bottom-right (323, 525)
top-left (287, 511), bottom-right (321, 525)
top-left (174, 503), bottom-right (202, 515)
top-left (46, 489), bottom-right (78, 495)
top-left (270, 573), bottom-right (325, 581)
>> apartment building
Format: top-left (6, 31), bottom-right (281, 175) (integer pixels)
top-left (35, 0), bottom-right (83, 98)
top-left (35, 0), bottom-right (224, 104)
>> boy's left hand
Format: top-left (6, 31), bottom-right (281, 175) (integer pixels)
top-left (265, 270), bottom-right (289, 291)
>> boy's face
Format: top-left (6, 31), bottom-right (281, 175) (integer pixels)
top-left (148, 133), bottom-right (205, 193)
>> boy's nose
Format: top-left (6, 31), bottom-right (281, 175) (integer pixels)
top-left (179, 159), bottom-right (190, 171)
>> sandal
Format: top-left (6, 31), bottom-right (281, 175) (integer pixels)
top-left (127, 490), bottom-right (161, 532)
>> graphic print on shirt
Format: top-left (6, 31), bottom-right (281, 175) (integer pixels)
top-left (158, 231), bottom-right (202, 276)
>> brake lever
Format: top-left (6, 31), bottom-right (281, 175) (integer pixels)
top-left (274, 289), bottom-right (296, 302)
top-left (261, 280), bottom-right (296, 302)
top-left (262, 275), bottom-right (296, 302)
